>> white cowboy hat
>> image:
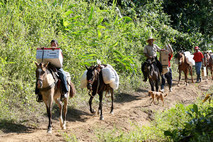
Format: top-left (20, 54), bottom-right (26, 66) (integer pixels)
top-left (147, 37), bottom-right (155, 41)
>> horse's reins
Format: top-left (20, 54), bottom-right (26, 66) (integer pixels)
top-left (39, 82), bottom-right (57, 91)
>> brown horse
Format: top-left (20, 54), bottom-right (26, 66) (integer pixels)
top-left (35, 62), bottom-right (76, 133)
top-left (176, 52), bottom-right (194, 86)
top-left (143, 58), bottom-right (160, 91)
top-left (203, 52), bottom-right (213, 80)
top-left (86, 65), bottom-right (114, 120)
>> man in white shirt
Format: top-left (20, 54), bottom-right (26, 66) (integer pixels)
top-left (142, 37), bottom-right (163, 82)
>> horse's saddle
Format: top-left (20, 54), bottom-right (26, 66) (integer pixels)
top-left (47, 64), bottom-right (60, 88)
top-left (47, 63), bottom-right (70, 89)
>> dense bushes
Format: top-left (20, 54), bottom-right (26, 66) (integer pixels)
top-left (0, 0), bottom-right (211, 123)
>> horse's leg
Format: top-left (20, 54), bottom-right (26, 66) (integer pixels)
top-left (211, 66), bottom-right (213, 80)
top-left (110, 89), bottom-right (114, 114)
top-left (190, 66), bottom-right (193, 83)
top-left (89, 92), bottom-right (96, 114)
top-left (62, 97), bottom-right (68, 130)
top-left (184, 70), bottom-right (188, 86)
top-left (98, 91), bottom-right (104, 120)
top-left (45, 97), bottom-right (53, 133)
top-left (156, 76), bottom-right (159, 92)
top-left (54, 97), bottom-right (63, 129)
top-left (177, 70), bottom-right (181, 86)
top-left (157, 81), bottom-right (159, 92)
top-left (149, 79), bottom-right (154, 91)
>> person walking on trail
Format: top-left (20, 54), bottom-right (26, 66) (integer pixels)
top-left (35, 40), bottom-right (69, 102)
top-left (160, 44), bottom-right (173, 92)
top-left (142, 37), bottom-right (164, 82)
top-left (193, 46), bottom-right (204, 83)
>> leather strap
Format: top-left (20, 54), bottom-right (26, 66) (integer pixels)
top-left (39, 82), bottom-right (56, 91)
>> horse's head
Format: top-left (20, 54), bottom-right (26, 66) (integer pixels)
top-left (146, 58), bottom-right (156, 77)
top-left (203, 52), bottom-right (210, 66)
top-left (177, 52), bottom-right (185, 65)
top-left (35, 62), bottom-right (49, 88)
top-left (86, 65), bottom-right (99, 91)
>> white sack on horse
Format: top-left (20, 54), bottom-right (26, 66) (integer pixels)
top-left (184, 51), bottom-right (195, 66)
top-left (102, 67), bottom-right (116, 84)
top-left (80, 70), bottom-right (87, 88)
top-left (102, 64), bottom-right (119, 90)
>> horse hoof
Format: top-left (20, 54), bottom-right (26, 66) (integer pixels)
top-left (110, 111), bottom-right (114, 115)
top-left (47, 129), bottom-right (52, 134)
top-left (62, 125), bottom-right (66, 130)
top-left (100, 116), bottom-right (104, 120)
top-left (90, 109), bottom-right (96, 114)
top-left (177, 84), bottom-right (180, 87)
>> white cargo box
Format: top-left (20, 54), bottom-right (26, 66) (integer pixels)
top-left (160, 50), bottom-right (168, 66)
top-left (36, 48), bottom-right (63, 68)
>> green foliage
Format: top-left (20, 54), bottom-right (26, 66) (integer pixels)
top-left (0, 0), bottom-right (212, 135)
top-left (163, 0), bottom-right (213, 51)
top-left (164, 104), bottom-right (213, 142)
top-left (96, 101), bottom-right (213, 142)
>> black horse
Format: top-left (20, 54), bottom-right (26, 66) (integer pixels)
top-left (86, 65), bottom-right (114, 120)
top-left (142, 58), bottom-right (160, 91)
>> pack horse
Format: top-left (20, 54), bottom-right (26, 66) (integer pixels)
top-left (81, 64), bottom-right (119, 120)
top-left (176, 52), bottom-right (194, 85)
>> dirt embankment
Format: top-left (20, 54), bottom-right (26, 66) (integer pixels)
top-left (0, 79), bottom-right (212, 142)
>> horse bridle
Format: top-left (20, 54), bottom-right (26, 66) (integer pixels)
top-left (37, 68), bottom-right (57, 91)
top-left (87, 67), bottom-right (100, 97)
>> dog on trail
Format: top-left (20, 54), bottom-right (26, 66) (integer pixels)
top-left (148, 91), bottom-right (167, 106)
top-left (202, 93), bottom-right (212, 104)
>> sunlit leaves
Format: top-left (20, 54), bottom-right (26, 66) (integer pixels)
top-left (88, 7), bottom-right (94, 23)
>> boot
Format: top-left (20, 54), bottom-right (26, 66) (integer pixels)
top-left (196, 76), bottom-right (200, 83)
top-left (36, 93), bottom-right (43, 102)
top-left (169, 85), bottom-right (172, 92)
top-left (61, 92), bottom-right (68, 101)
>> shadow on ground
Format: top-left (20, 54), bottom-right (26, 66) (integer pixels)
top-left (49, 105), bottom-right (92, 122)
top-left (0, 119), bottom-right (32, 133)
top-left (136, 88), bottom-right (148, 93)
top-left (114, 93), bottom-right (141, 103)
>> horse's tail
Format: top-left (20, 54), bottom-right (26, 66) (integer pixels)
top-left (69, 81), bottom-right (76, 98)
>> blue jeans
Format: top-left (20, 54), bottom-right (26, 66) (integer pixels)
top-left (161, 68), bottom-right (172, 89)
top-left (195, 62), bottom-right (202, 81)
top-left (57, 68), bottom-right (69, 93)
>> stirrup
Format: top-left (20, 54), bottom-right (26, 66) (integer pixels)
top-left (36, 95), bottom-right (43, 102)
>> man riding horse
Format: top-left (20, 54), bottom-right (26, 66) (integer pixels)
top-left (142, 37), bottom-right (164, 82)
top-left (35, 40), bottom-right (68, 102)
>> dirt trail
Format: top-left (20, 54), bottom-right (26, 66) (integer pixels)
top-left (0, 79), bottom-right (212, 142)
